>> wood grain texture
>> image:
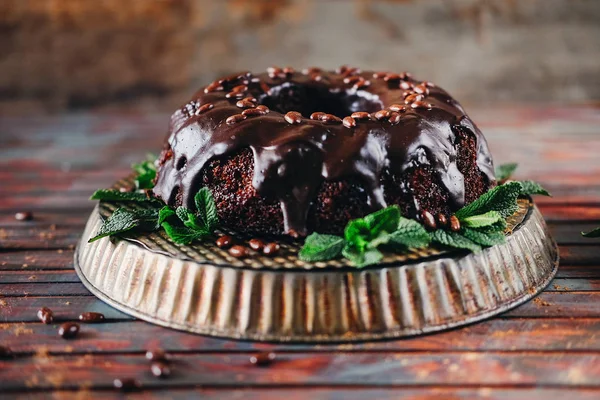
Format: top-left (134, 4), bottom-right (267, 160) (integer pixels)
top-left (0, 107), bottom-right (599, 396)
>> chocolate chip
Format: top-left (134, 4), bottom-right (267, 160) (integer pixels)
top-left (450, 216), bottom-right (461, 232)
top-left (248, 238), bottom-right (266, 251)
top-left (263, 242), bottom-right (280, 256)
top-left (411, 101), bottom-right (432, 110)
top-left (113, 378), bottom-right (140, 392)
top-left (195, 103), bottom-right (214, 115)
top-left (343, 116), bottom-right (356, 128)
top-left (204, 81), bottom-right (223, 93)
top-left (399, 81), bottom-right (413, 90)
top-left (58, 322), bottom-right (79, 339)
top-left (236, 98), bottom-right (256, 108)
top-left (388, 112), bottom-right (401, 125)
top-left (284, 111), bottom-right (303, 125)
top-left (405, 94), bottom-right (424, 104)
top-left (145, 349), bottom-right (167, 362)
top-left (421, 211), bottom-right (437, 231)
top-left (226, 114), bottom-right (247, 125)
top-left (250, 352), bottom-right (276, 367)
top-left (216, 235), bottom-right (233, 249)
top-left (351, 112), bottom-right (370, 120)
top-left (373, 110), bottom-right (391, 120)
top-left (151, 361), bottom-right (171, 378)
top-left (79, 312), bottom-right (105, 323)
top-left (389, 104), bottom-right (406, 112)
top-left (310, 112), bottom-right (326, 121)
top-left (37, 307), bottom-right (53, 324)
top-left (15, 211), bottom-right (33, 221)
top-left (228, 245), bottom-right (248, 258)
top-left (436, 213), bottom-right (448, 228)
top-left (0, 345), bottom-right (12, 359)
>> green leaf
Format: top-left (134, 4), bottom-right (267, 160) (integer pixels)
top-left (161, 221), bottom-right (209, 245)
top-left (385, 217), bottom-right (431, 249)
top-left (461, 210), bottom-right (504, 228)
top-left (495, 163), bottom-right (518, 181)
top-left (582, 228), bottom-right (600, 238)
top-left (431, 230), bottom-right (482, 253)
top-left (461, 227), bottom-right (506, 247)
top-left (344, 218), bottom-right (371, 253)
top-left (176, 207), bottom-right (209, 233)
top-left (363, 205), bottom-right (401, 236)
top-left (88, 208), bottom-right (158, 243)
top-left (158, 206), bottom-right (176, 225)
top-left (194, 188), bottom-right (219, 232)
top-left (133, 155), bottom-right (157, 190)
top-left (299, 233), bottom-right (345, 262)
top-left (476, 218), bottom-right (507, 234)
top-left (342, 245), bottom-right (383, 268)
top-left (518, 181), bottom-right (551, 197)
top-left (90, 189), bottom-right (158, 203)
top-left (455, 181), bottom-right (521, 220)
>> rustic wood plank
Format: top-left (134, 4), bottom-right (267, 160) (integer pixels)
top-left (0, 250), bottom-right (74, 270)
top-left (0, 283), bottom-right (90, 297)
top-left (2, 318), bottom-right (600, 354)
top-left (1, 352), bottom-right (599, 390)
top-left (0, 271), bottom-right (80, 284)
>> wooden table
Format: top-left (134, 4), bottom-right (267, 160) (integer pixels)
top-left (1, 105), bottom-right (600, 399)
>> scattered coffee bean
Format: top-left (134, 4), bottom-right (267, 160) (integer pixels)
top-left (267, 66), bottom-right (283, 78)
top-left (303, 67), bottom-right (322, 75)
top-left (423, 80), bottom-right (435, 87)
top-left (113, 378), bottom-right (140, 392)
top-left (405, 94), bottom-right (424, 104)
top-left (248, 238), bottom-right (266, 251)
top-left (388, 112), bottom-right (401, 125)
top-left (283, 66), bottom-right (295, 76)
top-left (383, 73), bottom-right (401, 82)
top-left (343, 116), bottom-right (356, 128)
top-left (37, 307), bottom-right (53, 324)
top-left (411, 101), bottom-right (432, 110)
top-left (436, 213), bottom-right (448, 228)
top-left (0, 345), bottom-right (12, 359)
top-left (195, 103), bottom-right (214, 115)
top-left (450, 215), bottom-right (461, 232)
top-left (353, 79), bottom-right (370, 89)
top-left (310, 112), bottom-right (326, 121)
top-left (388, 104), bottom-right (405, 112)
top-left (79, 312), bottom-right (105, 323)
top-left (236, 98), bottom-right (256, 108)
top-left (310, 73), bottom-right (323, 82)
top-left (204, 81), bottom-right (223, 93)
top-left (351, 112), bottom-right (370, 120)
top-left (218, 72), bottom-right (250, 85)
top-left (226, 114), bottom-right (247, 125)
top-left (151, 361), bottom-right (171, 378)
top-left (242, 108), bottom-right (266, 117)
top-left (229, 245), bottom-right (248, 258)
top-left (250, 352), bottom-right (276, 367)
top-left (402, 90), bottom-right (414, 99)
top-left (399, 81), bottom-right (413, 90)
top-left (421, 211), bottom-right (437, 231)
top-left (284, 111), bottom-right (303, 125)
top-left (225, 91), bottom-right (246, 99)
top-left (343, 76), bottom-right (361, 84)
top-left (216, 235), bottom-right (233, 249)
top-left (263, 242), bottom-right (280, 256)
top-left (372, 71), bottom-right (388, 79)
top-left (400, 71), bottom-right (412, 79)
top-left (322, 114), bottom-right (342, 123)
top-left (15, 211), bottom-right (33, 221)
top-left (255, 105), bottom-right (270, 114)
top-left (58, 322), bottom-right (79, 339)
top-left (145, 349), bottom-right (167, 362)
top-left (414, 84), bottom-right (430, 95)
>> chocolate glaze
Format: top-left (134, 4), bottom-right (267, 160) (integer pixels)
top-left (153, 68), bottom-right (495, 236)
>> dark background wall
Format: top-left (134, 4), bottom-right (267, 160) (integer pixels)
top-left (1, 0), bottom-right (599, 115)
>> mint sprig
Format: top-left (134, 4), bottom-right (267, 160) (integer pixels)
top-left (88, 208), bottom-right (159, 243)
top-left (133, 155), bottom-right (157, 190)
top-left (298, 233), bottom-right (345, 262)
top-left (90, 189), bottom-right (159, 203)
top-left (582, 228), bottom-right (600, 238)
top-left (495, 163), bottom-right (518, 181)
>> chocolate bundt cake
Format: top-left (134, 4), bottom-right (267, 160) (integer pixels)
top-left (153, 66), bottom-right (496, 237)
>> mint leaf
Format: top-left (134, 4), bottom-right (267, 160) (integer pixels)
top-left (495, 163), bottom-right (518, 181)
top-left (88, 208), bottom-right (159, 243)
top-left (299, 233), bottom-right (345, 262)
top-left (476, 218), bottom-right (507, 233)
top-left (364, 205), bottom-right (401, 236)
top-left (194, 188), bottom-right (218, 232)
top-left (582, 228), bottom-right (600, 238)
top-left (455, 182), bottom-right (521, 219)
top-left (161, 221), bottom-right (209, 245)
top-left (158, 206), bottom-right (176, 225)
top-left (176, 206), bottom-right (209, 233)
top-left (431, 230), bottom-right (481, 253)
top-left (385, 217), bottom-right (431, 249)
top-left (342, 245), bottom-right (383, 268)
top-left (133, 155), bottom-right (157, 190)
top-left (462, 227), bottom-right (506, 247)
top-left (461, 210), bottom-right (503, 228)
top-left (90, 189), bottom-right (158, 203)
top-left (518, 181), bottom-right (551, 197)
top-left (344, 218), bottom-right (371, 253)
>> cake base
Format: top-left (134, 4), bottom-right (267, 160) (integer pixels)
top-left (75, 199), bottom-right (558, 342)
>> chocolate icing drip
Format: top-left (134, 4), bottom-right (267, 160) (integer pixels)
top-left (153, 68), bottom-right (496, 236)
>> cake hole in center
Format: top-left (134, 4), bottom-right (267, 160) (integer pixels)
top-left (259, 82), bottom-right (383, 119)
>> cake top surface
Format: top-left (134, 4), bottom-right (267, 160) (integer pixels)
top-left (153, 67), bottom-right (495, 236)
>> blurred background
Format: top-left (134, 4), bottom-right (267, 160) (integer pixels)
top-left (1, 0), bottom-right (599, 116)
